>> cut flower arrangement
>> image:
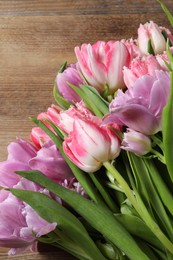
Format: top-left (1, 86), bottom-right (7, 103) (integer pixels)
top-left (1, 1), bottom-right (173, 259)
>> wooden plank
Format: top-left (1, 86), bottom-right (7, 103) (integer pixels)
top-left (0, 0), bottom-right (172, 16)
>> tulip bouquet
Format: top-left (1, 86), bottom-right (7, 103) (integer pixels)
top-left (1, 1), bottom-right (173, 260)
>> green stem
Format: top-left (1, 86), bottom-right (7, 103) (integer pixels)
top-left (151, 148), bottom-right (165, 164)
top-left (151, 134), bottom-right (164, 150)
top-left (103, 161), bottom-right (173, 255)
top-left (89, 173), bottom-right (119, 213)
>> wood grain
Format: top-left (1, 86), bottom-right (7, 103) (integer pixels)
top-left (0, 0), bottom-right (172, 259)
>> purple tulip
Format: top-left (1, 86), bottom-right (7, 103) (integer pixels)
top-left (29, 140), bottom-right (74, 183)
top-left (103, 70), bottom-right (170, 135)
top-left (0, 138), bottom-right (75, 254)
top-left (0, 138), bottom-right (74, 187)
top-left (0, 138), bottom-right (37, 188)
top-left (7, 137), bottom-right (37, 163)
top-left (0, 180), bottom-right (56, 256)
top-left (56, 64), bottom-right (83, 103)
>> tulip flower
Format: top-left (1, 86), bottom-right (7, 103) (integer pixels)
top-left (33, 101), bottom-right (100, 136)
top-left (0, 138), bottom-right (74, 187)
top-left (156, 47), bottom-right (173, 71)
top-left (103, 70), bottom-right (170, 135)
top-left (29, 140), bottom-right (74, 183)
top-left (123, 55), bottom-right (161, 88)
top-left (63, 118), bottom-right (120, 172)
top-left (30, 127), bottom-right (50, 148)
top-left (56, 64), bottom-right (83, 103)
top-left (0, 189), bottom-right (35, 255)
top-left (0, 138), bottom-right (37, 188)
top-left (121, 38), bottom-right (142, 60)
top-left (30, 105), bottom-right (61, 147)
top-left (137, 21), bottom-right (173, 55)
top-left (0, 183), bottom-right (56, 256)
top-left (121, 129), bottom-right (151, 155)
top-left (55, 101), bottom-right (101, 134)
top-left (75, 41), bottom-right (130, 94)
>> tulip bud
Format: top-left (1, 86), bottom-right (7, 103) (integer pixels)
top-left (56, 64), bottom-right (83, 103)
top-left (121, 129), bottom-right (151, 155)
top-left (63, 118), bottom-right (120, 172)
top-left (138, 21), bottom-right (168, 55)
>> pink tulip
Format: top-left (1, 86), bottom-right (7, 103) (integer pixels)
top-left (156, 47), bottom-right (173, 71)
top-left (75, 41), bottom-right (130, 94)
top-left (30, 105), bottom-right (61, 147)
top-left (103, 70), bottom-right (170, 135)
top-left (56, 101), bottom-right (101, 134)
top-left (63, 118), bottom-right (120, 172)
top-left (121, 38), bottom-right (142, 60)
top-left (121, 129), bottom-right (151, 155)
top-left (30, 127), bottom-right (50, 148)
top-left (56, 64), bottom-right (83, 103)
top-left (34, 101), bottom-right (100, 136)
top-left (123, 55), bottom-right (161, 88)
top-left (137, 21), bottom-right (173, 55)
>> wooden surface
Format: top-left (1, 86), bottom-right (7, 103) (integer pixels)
top-left (0, 0), bottom-right (173, 259)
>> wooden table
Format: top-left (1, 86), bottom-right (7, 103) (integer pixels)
top-left (0, 0), bottom-right (172, 259)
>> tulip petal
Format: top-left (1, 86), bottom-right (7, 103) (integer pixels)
top-left (104, 104), bottom-right (160, 135)
top-left (0, 161), bottom-right (30, 187)
top-left (107, 42), bottom-right (130, 91)
top-left (7, 138), bottom-right (37, 163)
top-left (73, 119), bottom-right (111, 162)
top-left (29, 142), bottom-right (73, 183)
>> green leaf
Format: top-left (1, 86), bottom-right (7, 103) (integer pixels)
top-left (53, 82), bottom-right (71, 109)
top-left (8, 189), bottom-right (105, 260)
top-left (162, 71), bottom-right (173, 182)
top-left (166, 40), bottom-right (173, 71)
top-left (162, 30), bottom-right (173, 47)
top-left (14, 170), bottom-right (149, 260)
top-left (147, 39), bottom-right (155, 55)
top-left (127, 152), bottom-right (153, 213)
top-left (146, 159), bottom-right (173, 217)
top-left (157, 0), bottom-right (173, 27)
top-left (96, 241), bottom-right (125, 260)
top-left (80, 85), bottom-right (109, 115)
top-left (85, 85), bottom-right (109, 106)
top-left (135, 239), bottom-right (160, 260)
top-left (68, 83), bottom-right (104, 117)
top-left (58, 61), bottom-right (67, 73)
top-left (115, 214), bottom-right (163, 250)
top-left (43, 118), bottom-right (67, 139)
top-left (128, 153), bottom-right (173, 241)
top-left (89, 173), bottom-right (119, 213)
